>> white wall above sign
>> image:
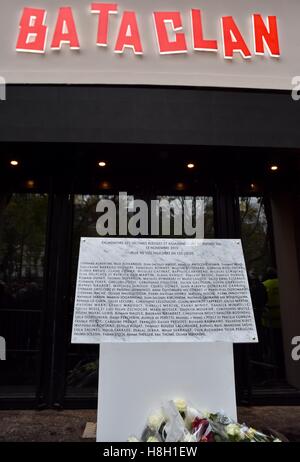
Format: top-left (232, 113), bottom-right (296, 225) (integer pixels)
top-left (1, 0), bottom-right (299, 89)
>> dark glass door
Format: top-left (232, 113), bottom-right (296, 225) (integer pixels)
top-left (239, 196), bottom-right (300, 401)
top-left (0, 193), bottom-right (48, 400)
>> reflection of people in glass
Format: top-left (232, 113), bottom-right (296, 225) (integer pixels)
top-left (262, 267), bottom-right (285, 376)
top-left (262, 268), bottom-right (280, 329)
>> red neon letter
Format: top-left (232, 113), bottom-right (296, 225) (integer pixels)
top-left (91, 3), bottom-right (118, 46)
top-left (115, 11), bottom-right (143, 54)
top-left (153, 11), bottom-right (187, 54)
top-left (221, 16), bottom-right (251, 59)
top-left (51, 7), bottom-right (80, 50)
top-left (191, 9), bottom-right (218, 52)
top-left (16, 8), bottom-right (47, 53)
top-left (253, 14), bottom-right (280, 57)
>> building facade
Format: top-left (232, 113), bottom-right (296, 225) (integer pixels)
top-left (0, 0), bottom-right (300, 409)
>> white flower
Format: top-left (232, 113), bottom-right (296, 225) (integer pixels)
top-left (273, 438), bottom-right (282, 442)
top-left (225, 423), bottom-right (245, 440)
top-left (173, 399), bottom-right (187, 414)
top-left (147, 412), bottom-right (164, 431)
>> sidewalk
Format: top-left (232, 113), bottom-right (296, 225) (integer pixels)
top-left (0, 407), bottom-right (299, 442)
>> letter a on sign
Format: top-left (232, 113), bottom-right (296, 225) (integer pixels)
top-left (51, 7), bottom-right (80, 50)
top-left (115, 12), bottom-right (143, 54)
top-left (16, 8), bottom-right (48, 53)
top-left (221, 16), bottom-right (251, 59)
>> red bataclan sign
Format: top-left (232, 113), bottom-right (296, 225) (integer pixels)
top-left (16, 4), bottom-right (281, 59)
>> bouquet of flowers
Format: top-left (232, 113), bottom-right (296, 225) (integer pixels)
top-left (128, 399), bottom-right (281, 443)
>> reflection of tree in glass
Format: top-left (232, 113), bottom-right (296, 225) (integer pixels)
top-left (240, 197), bottom-right (272, 279)
top-left (0, 194), bottom-right (48, 283)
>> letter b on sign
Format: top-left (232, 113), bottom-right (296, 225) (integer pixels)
top-left (16, 8), bottom-right (48, 53)
top-left (0, 336), bottom-right (6, 360)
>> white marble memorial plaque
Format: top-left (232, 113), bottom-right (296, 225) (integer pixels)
top-left (72, 238), bottom-right (257, 344)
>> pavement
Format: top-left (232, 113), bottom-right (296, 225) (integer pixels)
top-left (0, 407), bottom-right (299, 442)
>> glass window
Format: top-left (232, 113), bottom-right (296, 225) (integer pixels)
top-left (0, 194), bottom-right (48, 396)
top-left (239, 197), bottom-right (289, 397)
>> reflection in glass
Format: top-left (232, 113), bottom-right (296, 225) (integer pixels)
top-left (0, 194), bottom-right (48, 396)
top-left (239, 197), bottom-right (292, 397)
